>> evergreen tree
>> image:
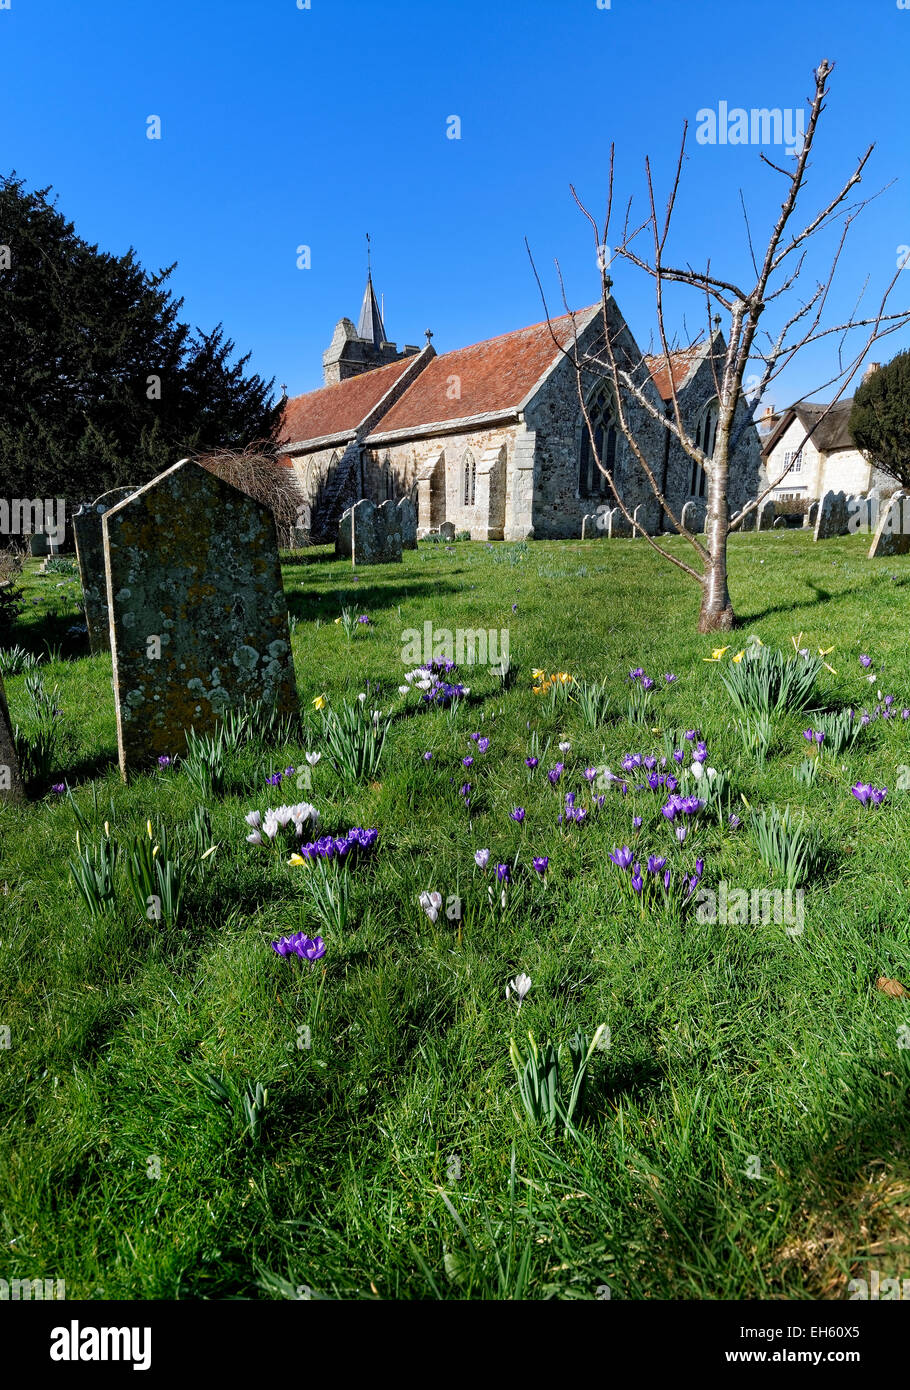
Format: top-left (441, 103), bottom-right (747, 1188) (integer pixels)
top-left (0, 173), bottom-right (279, 506)
top-left (850, 352), bottom-right (910, 487)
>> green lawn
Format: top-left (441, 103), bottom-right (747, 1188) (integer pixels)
top-left (1, 530), bottom-right (909, 1300)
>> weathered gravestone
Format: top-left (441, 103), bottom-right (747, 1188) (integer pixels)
top-left (439, 520), bottom-right (456, 543)
top-left (397, 497), bottom-right (417, 550)
top-left (868, 491), bottom-right (910, 558)
top-left (606, 506), bottom-right (632, 539)
top-left (758, 500), bottom-right (776, 531)
top-left (28, 533), bottom-right (49, 558)
top-left (73, 487), bottom-right (137, 655)
top-left (813, 490), bottom-right (849, 541)
top-left (804, 501), bottom-right (819, 530)
top-left (772, 516), bottom-right (787, 529)
top-left (681, 499), bottom-right (707, 534)
top-left (336, 498), bottom-right (404, 564)
top-left (0, 673), bottom-right (24, 803)
top-left (632, 499), bottom-right (661, 536)
top-left (581, 512), bottom-right (598, 539)
top-left (103, 459), bottom-right (298, 779)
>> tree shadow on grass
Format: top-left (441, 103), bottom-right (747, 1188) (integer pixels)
top-left (286, 579), bottom-right (464, 623)
top-left (741, 573), bottom-right (910, 625)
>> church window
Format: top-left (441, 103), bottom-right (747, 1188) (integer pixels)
top-left (579, 385), bottom-right (617, 498)
top-left (691, 399), bottom-right (718, 499)
top-left (462, 450), bottom-right (476, 507)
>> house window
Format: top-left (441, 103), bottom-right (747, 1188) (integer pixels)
top-left (691, 400), bottom-right (718, 499)
top-left (782, 449), bottom-right (802, 475)
top-left (579, 385), bottom-right (618, 498)
top-left (462, 449), bottom-right (476, 507)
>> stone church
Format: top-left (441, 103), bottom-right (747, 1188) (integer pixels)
top-left (276, 271), bottom-right (761, 542)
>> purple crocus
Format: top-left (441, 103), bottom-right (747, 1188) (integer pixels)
top-left (51, 782), bottom-right (66, 793)
top-left (510, 807), bottom-right (526, 823)
top-left (664, 673), bottom-right (677, 684)
top-left (646, 855), bottom-right (667, 873)
top-left (462, 756), bottom-right (474, 768)
top-left (675, 825), bottom-right (687, 844)
top-left (673, 749), bottom-right (684, 764)
top-left (525, 757), bottom-right (539, 769)
top-left (496, 863), bottom-right (510, 882)
top-left (632, 816), bottom-right (642, 829)
top-left (584, 767), bottom-right (596, 782)
top-left (532, 856), bottom-right (549, 874)
top-left (547, 764), bottom-right (564, 785)
top-left (423, 751), bottom-right (433, 761)
top-left (728, 814), bottom-right (742, 830)
top-left (631, 864), bottom-right (644, 893)
top-left (477, 738), bottom-right (490, 754)
top-left (629, 667), bottom-right (644, 681)
top-left (860, 655), bottom-right (872, 668)
top-left (475, 848), bottom-right (490, 868)
top-left (851, 782), bottom-right (872, 805)
top-left (609, 845), bottom-right (634, 870)
top-left (157, 755), bottom-right (171, 769)
top-left (266, 773), bottom-right (282, 787)
top-left (640, 676), bottom-right (655, 691)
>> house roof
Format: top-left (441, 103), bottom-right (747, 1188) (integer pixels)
top-left (762, 398), bottom-right (855, 457)
top-left (367, 307), bottom-right (597, 435)
top-left (644, 343), bottom-right (708, 401)
top-left (277, 354), bottom-right (419, 449)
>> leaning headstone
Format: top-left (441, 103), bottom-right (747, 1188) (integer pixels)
top-left (103, 459), bottom-right (298, 780)
top-left (868, 491), bottom-right (910, 559)
top-left (804, 501), bottom-right (819, 530)
top-left (813, 490), bottom-right (849, 541)
top-left (758, 500), bottom-right (776, 531)
top-left (397, 497), bottom-right (417, 550)
top-left (0, 673), bottom-right (24, 803)
top-left (377, 500), bottom-right (404, 559)
top-left (772, 516), bottom-right (787, 529)
top-left (439, 520), bottom-right (456, 542)
top-left (681, 499), bottom-right (707, 534)
top-left (73, 487), bottom-right (137, 655)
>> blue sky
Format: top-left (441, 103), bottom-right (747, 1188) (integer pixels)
top-left (2, 0), bottom-right (908, 410)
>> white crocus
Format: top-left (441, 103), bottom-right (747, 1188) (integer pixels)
top-left (506, 973), bottom-right (532, 1008)
top-left (419, 890), bottom-right (443, 923)
top-left (305, 752), bottom-right (321, 767)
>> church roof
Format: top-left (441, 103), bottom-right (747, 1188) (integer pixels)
top-left (357, 274), bottom-right (387, 348)
top-left (277, 354), bottom-right (419, 449)
top-left (644, 343), bottom-right (707, 401)
top-left (368, 308), bottom-right (597, 436)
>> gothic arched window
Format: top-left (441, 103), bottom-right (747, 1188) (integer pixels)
top-left (462, 449), bottom-right (476, 507)
top-left (579, 384), bottom-right (618, 498)
top-left (691, 400), bottom-right (718, 499)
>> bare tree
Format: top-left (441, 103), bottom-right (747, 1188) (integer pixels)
top-left (534, 59), bottom-right (910, 632)
top-left (196, 445), bottom-right (305, 548)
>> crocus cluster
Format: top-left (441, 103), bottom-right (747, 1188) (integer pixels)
top-left (558, 790), bottom-right (588, 825)
top-left (628, 667), bottom-right (656, 691)
top-left (803, 728), bottom-right (825, 745)
top-left (291, 826), bottom-right (378, 862)
top-left (402, 660), bottom-right (470, 706)
top-left (851, 783), bottom-right (887, 807)
top-left (246, 803), bottom-right (320, 845)
top-left (271, 932), bottom-right (326, 962)
top-left (265, 766), bottom-right (297, 788)
top-left (660, 794), bottom-right (705, 821)
top-left (609, 845), bottom-right (704, 903)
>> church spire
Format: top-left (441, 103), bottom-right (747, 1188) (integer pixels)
top-left (357, 233), bottom-right (387, 348)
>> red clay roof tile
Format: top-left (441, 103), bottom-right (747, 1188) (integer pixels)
top-left (277, 355), bottom-right (418, 448)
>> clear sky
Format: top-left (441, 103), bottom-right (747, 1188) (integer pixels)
top-left (2, 0), bottom-right (908, 411)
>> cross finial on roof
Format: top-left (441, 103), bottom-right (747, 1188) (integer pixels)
top-left (280, 382), bottom-right (288, 397)
top-left (713, 314), bottom-right (722, 331)
top-left (366, 231), bottom-right (371, 277)
top-left (425, 328), bottom-right (433, 343)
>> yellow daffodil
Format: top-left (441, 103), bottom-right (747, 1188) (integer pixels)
top-left (288, 853), bottom-right (305, 866)
top-left (146, 819), bottom-right (153, 839)
top-left (152, 845), bottom-right (159, 859)
top-left (731, 649), bottom-right (745, 663)
top-left (334, 617), bottom-right (342, 624)
top-left (531, 668), bottom-right (546, 680)
top-left (818, 645), bottom-right (835, 655)
top-left (703, 646), bottom-right (730, 662)
top-left (200, 846), bottom-right (217, 861)
top-left (557, 672), bottom-right (573, 683)
top-left (823, 662), bottom-right (838, 675)
top-left (312, 694), bottom-right (327, 710)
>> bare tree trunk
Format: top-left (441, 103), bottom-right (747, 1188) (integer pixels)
top-left (698, 428), bottom-right (734, 631)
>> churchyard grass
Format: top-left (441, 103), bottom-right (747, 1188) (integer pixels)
top-left (1, 530), bottom-right (910, 1300)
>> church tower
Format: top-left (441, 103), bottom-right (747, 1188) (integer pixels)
top-left (322, 239), bottom-right (420, 386)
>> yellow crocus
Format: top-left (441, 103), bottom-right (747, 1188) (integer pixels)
top-left (731, 650), bottom-right (745, 663)
top-left (818, 645), bottom-right (835, 655)
top-left (312, 694), bottom-right (327, 710)
top-left (288, 853), bottom-right (305, 866)
top-left (531, 668), bottom-right (546, 680)
top-left (703, 646), bottom-right (730, 662)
